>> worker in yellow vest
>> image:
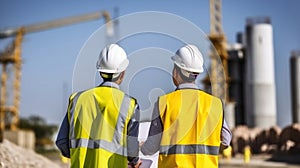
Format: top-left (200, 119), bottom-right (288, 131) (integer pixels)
top-left (56, 44), bottom-right (141, 168)
top-left (141, 44), bottom-right (232, 167)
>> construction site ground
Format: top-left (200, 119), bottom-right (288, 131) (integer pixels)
top-left (1, 139), bottom-right (300, 168)
top-left (219, 154), bottom-right (300, 168)
top-left (51, 151), bottom-right (300, 168)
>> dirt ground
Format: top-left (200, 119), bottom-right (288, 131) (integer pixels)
top-left (220, 153), bottom-right (300, 168)
top-left (1, 139), bottom-right (299, 168)
top-left (51, 152), bottom-right (300, 168)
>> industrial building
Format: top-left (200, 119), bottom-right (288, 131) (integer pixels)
top-left (227, 42), bottom-right (246, 125)
top-left (227, 17), bottom-right (277, 128)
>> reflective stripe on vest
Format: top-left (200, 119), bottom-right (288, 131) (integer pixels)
top-left (160, 144), bottom-right (219, 155)
top-left (68, 91), bottom-right (84, 140)
top-left (70, 138), bottom-right (128, 154)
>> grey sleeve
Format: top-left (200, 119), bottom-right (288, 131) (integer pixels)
top-left (141, 101), bottom-right (163, 155)
top-left (127, 104), bottom-right (140, 165)
top-left (55, 113), bottom-right (70, 158)
top-left (221, 119), bottom-right (232, 147)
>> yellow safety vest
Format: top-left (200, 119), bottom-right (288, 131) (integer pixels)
top-left (67, 86), bottom-right (136, 168)
top-left (158, 89), bottom-right (223, 168)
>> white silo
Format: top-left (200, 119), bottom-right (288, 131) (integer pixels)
top-left (245, 17), bottom-right (277, 128)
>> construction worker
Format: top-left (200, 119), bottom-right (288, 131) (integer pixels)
top-left (141, 44), bottom-right (232, 167)
top-left (56, 44), bottom-right (141, 168)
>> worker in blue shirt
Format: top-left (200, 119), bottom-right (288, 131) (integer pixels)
top-left (56, 44), bottom-right (141, 168)
top-left (141, 44), bottom-right (232, 167)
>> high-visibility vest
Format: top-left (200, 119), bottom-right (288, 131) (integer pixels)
top-left (67, 86), bottom-right (137, 168)
top-left (158, 89), bottom-right (223, 168)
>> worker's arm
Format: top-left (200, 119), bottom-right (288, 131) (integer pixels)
top-left (220, 119), bottom-right (232, 150)
top-left (55, 113), bottom-right (70, 158)
top-left (127, 104), bottom-right (140, 167)
top-left (141, 101), bottom-right (163, 155)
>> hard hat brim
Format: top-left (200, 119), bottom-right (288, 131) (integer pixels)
top-left (97, 58), bottom-right (129, 73)
top-left (171, 55), bottom-right (204, 73)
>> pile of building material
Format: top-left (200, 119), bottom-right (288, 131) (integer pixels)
top-left (0, 140), bottom-right (61, 168)
top-left (231, 123), bottom-right (300, 155)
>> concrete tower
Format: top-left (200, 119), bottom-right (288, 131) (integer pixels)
top-left (245, 17), bottom-right (277, 128)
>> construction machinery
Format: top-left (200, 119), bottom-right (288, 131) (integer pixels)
top-left (207, 0), bottom-right (229, 102)
top-left (205, 0), bottom-right (236, 128)
top-left (0, 10), bottom-right (113, 142)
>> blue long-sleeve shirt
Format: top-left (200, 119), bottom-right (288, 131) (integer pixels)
top-left (56, 112), bottom-right (70, 157)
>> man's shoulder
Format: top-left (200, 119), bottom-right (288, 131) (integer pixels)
top-left (198, 90), bottom-right (223, 103)
top-left (95, 86), bottom-right (137, 102)
top-left (198, 90), bottom-right (213, 98)
top-left (69, 90), bottom-right (85, 100)
top-left (160, 89), bottom-right (222, 101)
top-left (69, 87), bottom-right (100, 99)
top-left (68, 87), bottom-right (138, 105)
top-left (93, 86), bottom-right (136, 102)
top-left (161, 88), bottom-right (210, 96)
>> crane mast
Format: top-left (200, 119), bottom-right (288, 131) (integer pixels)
top-left (208, 0), bottom-right (228, 102)
top-left (0, 11), bottom-right (112, 142)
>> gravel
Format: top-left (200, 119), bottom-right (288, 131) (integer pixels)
top-left (0, 140), bottom-right (61, 168)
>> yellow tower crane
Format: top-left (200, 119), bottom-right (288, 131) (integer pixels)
top-left (0, 11), bottom-right (112, 142)
top-left (208, 0), bottom-right (228, 102)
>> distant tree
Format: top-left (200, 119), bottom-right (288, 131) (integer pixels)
top-left (19, 115), bottom-right (58, 146)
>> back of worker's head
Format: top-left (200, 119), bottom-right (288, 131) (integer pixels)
top-left (171, 44), bottom-right (204, 84)
top-left (96, 44), bottom-right (129, 82)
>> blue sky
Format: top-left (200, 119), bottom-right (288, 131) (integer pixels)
top-left (0, 0), bottom-right (299, 127)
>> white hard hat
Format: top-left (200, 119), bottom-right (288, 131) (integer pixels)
top-left (96, 44), bottom-right (129, 74)
top-left (171, 44), bottom-right (204, 73)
